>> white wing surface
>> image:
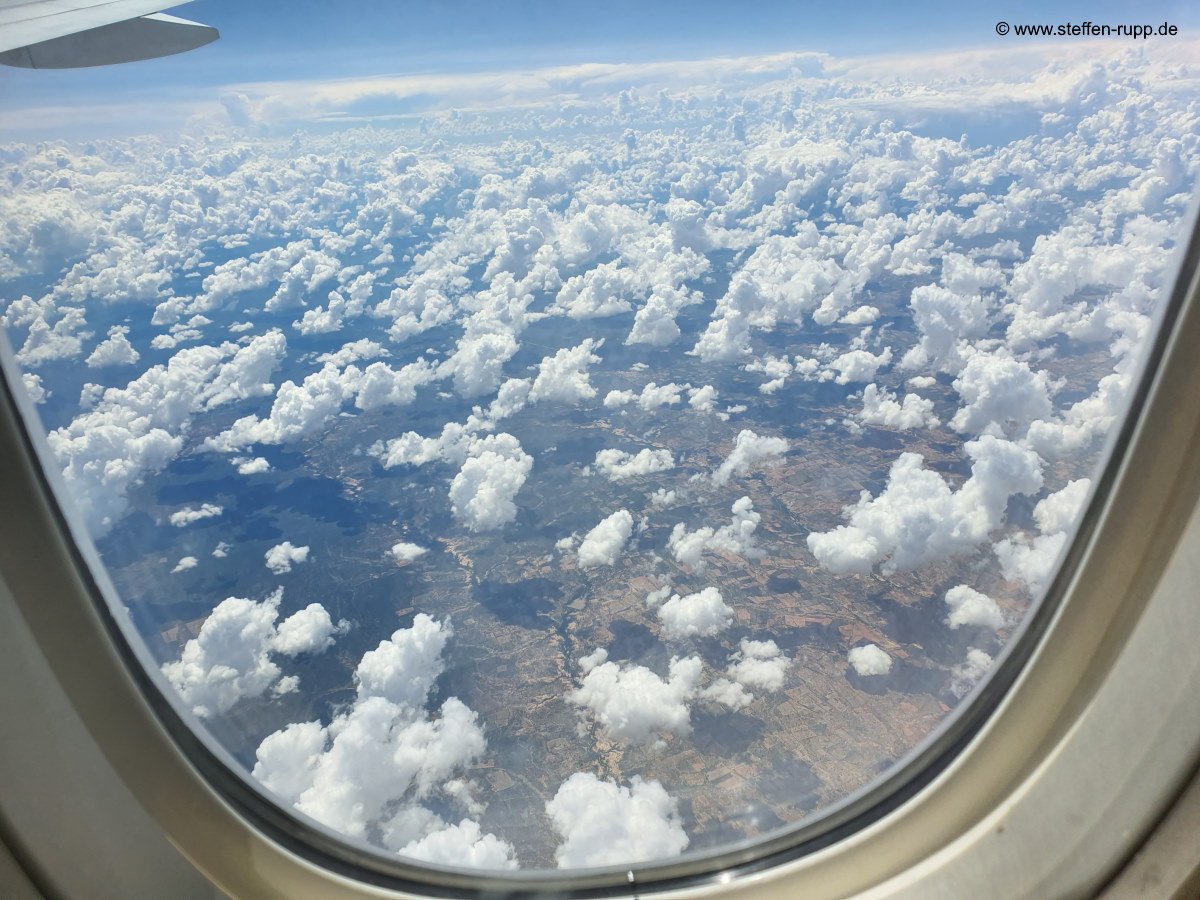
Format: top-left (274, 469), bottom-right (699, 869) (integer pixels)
top-left (0, 0), bottom-right (217, 67)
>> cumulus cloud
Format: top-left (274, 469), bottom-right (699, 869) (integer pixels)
top-left (528, 338), bottom-right (602, 405)
top-left (726, 638), bottom-right (790, 691)
top-left (857, 383), bottom-right (939, 430)
top-left (949, 647), bottom-right (994, 698)
top-left (171, 556), bottom-right (198, 574)
top-left (668, 496), bottom-right (762, 571)
top-left (390, 542), bottom-right (430, 563)
top-left (949, 350), bottom-right (1054, 437)
top-left (163, 589), bottom-right (338, 718)
top-left (547, 773), bottom-right (688, 868)
top-left (85, 325), bottom-right (140, 368)
top-left (825, 346), bottom-right (893, 385)
top-left (271, 603), bottom-right (337, 656)
top-left (233, 456), bottom-right (271, 474)
top-left (252, 615), bottom-right (514, 867)
top-left (169, 503), bottom-right (223, 527)
top-left (566, 649), bottom-right (701, 747)
top-left (943, 584), bottom-right (1005, 630)
top-left (648, 586), bottom-right (733, 640)
top-left (576, 510), bottom-right (634, 568)
top-left (449, 439), bottom-right (533, 532)
top-left (50, 334), bottom-right (285, 536)
top-left (712, 430), bottom-right (788, 486)
top-left (848, 643), bottom-right (892, 677)
top-left (265, 541), bottom-right (310, 574)
top-left (808, 436), bottom-right (1043, 575)
top-left (593, 447), bottom-right (674, 481)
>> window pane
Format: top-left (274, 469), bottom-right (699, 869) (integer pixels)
top-left (2, 3), bottom-right (1197, 875)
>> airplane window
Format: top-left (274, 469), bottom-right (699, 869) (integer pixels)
top-left (1, 0), bottom-right (1198, 884)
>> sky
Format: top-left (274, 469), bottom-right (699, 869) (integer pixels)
top-left (2, 0), bottom-right (1198, 137)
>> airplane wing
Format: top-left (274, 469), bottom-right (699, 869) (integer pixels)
top-left (0, 0), bottom-right (217, 68)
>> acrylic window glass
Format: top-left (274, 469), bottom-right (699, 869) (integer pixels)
top-left (1, 0), bottom-right (1198, 874)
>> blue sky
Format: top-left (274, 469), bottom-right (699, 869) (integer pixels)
top-left (1, 0), bottom-right (1196, 136)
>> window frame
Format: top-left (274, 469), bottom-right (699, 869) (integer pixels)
top-left (1, 186), bottom-right (1199, 900)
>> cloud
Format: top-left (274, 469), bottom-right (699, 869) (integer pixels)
top-left (668, 496), bottom-right (761, 571)
top-left (448, 440), bottom-right (533, 532)
top-left (271, 603), bottom-right (337, 656)
top-left (566, 649), bottom-right (701, 747)
top-left (49, 334), bottom-right (285, 536)
top-left (169, 503), bottom-right (223, 527)
top-left (825, 346), bottom-right (893, 385)
top-left (528, 338), bottom-right (602, 405)
top-left (546, 773), bottom-right (688, 869)
top-left (848, 643), bottom-right (892, 677)
top-left (949, 647), bottom-right (994, 698)
top-left (649, 586), bottom-right (733, 640)
top-left (233, 456), bottom-right (271, 474)
top-left (712, 430), bottom-right (788, 486)
top-left (85, 325), bottom-right (140, 368)
top-left (576, 510), bottom-right (634, 568)
top-left (943, 584), bottom-right (1004, 630)
top-left (265, 541), bottom-right (311, 574)
top-left (726, 638), bottom-right (790, 691)
top-left (807, 436), bottom-right (1043, 575)
top-left (593, 447), bottom-right (674, 481)
top-left (163, 588), bottom-right (338, 718)
top-left (857, 383), bottom-right (939, 430)
top-left (1033, 478), bottom-right (1091, 535)
top-left (390, 542), bottom-right (430, 563)
top-left (171, 556), bottom-right (198, 574)
top-left (949, 350), bottom-right (1054, 437)
top-left (398, 820), bottom-right (518, 870)
top-left (252, 615), bottom-right (512, 867)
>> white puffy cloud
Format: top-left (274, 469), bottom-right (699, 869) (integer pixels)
top-left (169, 503), bottom-right (223, 527)
top-left (576, 510), bottom-right (634, 568)
top-left (272, 603), bottom-right (337, 656)
top-left (252, 616), bottom-right (511, 866)
top-left (668, 496), bottom-right (761, 571)
top-left (825, 346), bottom-right (893, 385)
top-left (848, 643), bottom-right (892, 677)
top-left (857, 383), bottom-right (938, 430)
top-left (649, 586), bottom-right (733, 640)
top-left (390, 542), bottom-right (430, 563)
top-left (85, 325), bottom-right (140, 368)
top-left (949, 350), bottom-right (1054, 437)
top-left (994, 531), bottom-right (1067, 596)
top-left (593, 447), bottom-right (674, 481)
top-left (528, 338), bottom-right (602, 405)
top-left (712, 429), bottom-right (788, 486)
top-left (439, 330), bottom-right (519, 399)
top-left (566, 649), bottom-right (702, 747)
top-left (398, 819), bottom-right (518, 870)
top-left (20, 373), bottom-right (48, 403)
top-left (234, 456), bottom-right (271, 474)
top-left (726, 638), bottom-right (790, 692)
top-left (1033, 478), bottom-right (1091, 535)
top-left (808, 436), bottom-right (1043, 575)
top-left (163, 589), bottom-right (338, 718)
top-left (688, 384), bottom-right (718, 412)
top-left (449, 440), bottom-right (533, 532)
top-left (943, 584), bottom-right (1005, 630)
top-left (900, 284), bottom-right (992, 373)
top-left (744, 354), bottom-right (793, 394)
top-left (949, 647), bottom-right (994, 698)
top-left (171, 556), bottom-right (198, 574)
top-left (49, 334), bottom-right (285, 536)
top-left (547, 773), bottom-right (688, 869)
top-left (265, 541), bottom-right (310, 574)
